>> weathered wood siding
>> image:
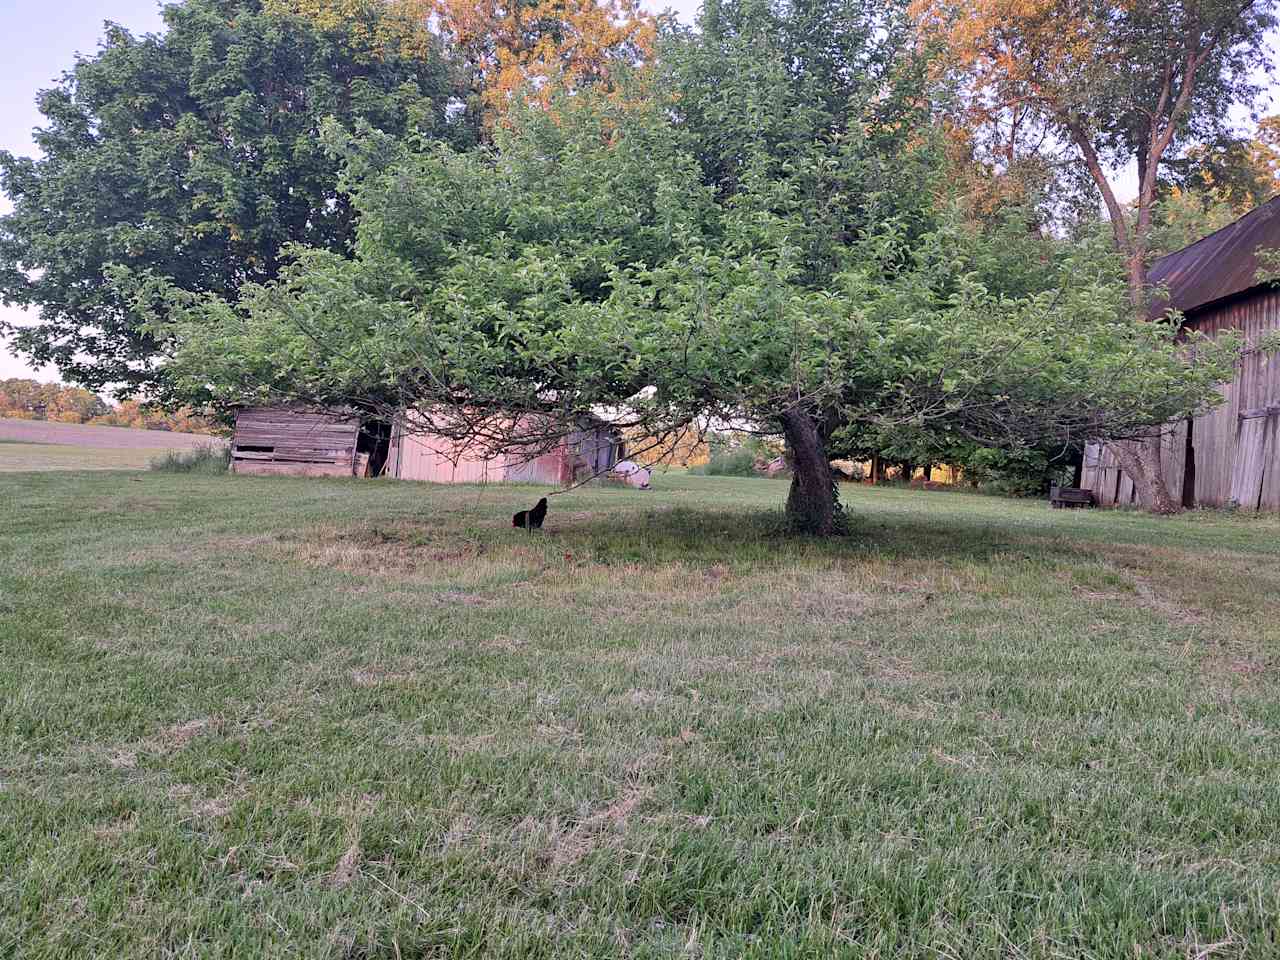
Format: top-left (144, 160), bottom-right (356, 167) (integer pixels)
top-left (231, 406), bottom-right (361, 477)
top-left (1082, 287), bottom-right (1280, 509)
top-left (1082, 425), bottom-right (1188, 507)
top-left (1185, 289), bottom-right (1280, 508)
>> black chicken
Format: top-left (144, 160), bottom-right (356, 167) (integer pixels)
top-left (512, 497), bottom-right (548, 531)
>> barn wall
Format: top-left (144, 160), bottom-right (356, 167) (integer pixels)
top-left (389, 425), bottom-right (571, 485)
top-left (232, 407), bottom-right (360, 477)
top-left (391, 428), bottom-right (500, 483)
top-left (388, 420), bottom-right (624, 486)
top-left (1187, 289), bottom-right (1280, 509)
top-left (1081, 288), bottom-right (1280, 509)
top-left (503, 449), bottom-right (571, 485)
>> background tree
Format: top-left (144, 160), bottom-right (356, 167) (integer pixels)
top-left (0, 377), bottom-right (219, 431)
top-left (432, 0), bottom-right (658, 127)
top-left (914, 0), bottom-right (1277, 512)
top-left (269, 0), bottom-right (659, 130)
top-left (0, 379), bottom-right (110, 423)
top-left (1150, 117), bottom-right (1280, 253)
top-left (264, 0), bottom-right (441, 60)
top-left (0, 0), bottom-right (464, 399)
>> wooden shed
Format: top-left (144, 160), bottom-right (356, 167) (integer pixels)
top-left (1082, 196), bottom-right (1280, 509)
top-left (230, 405), bottom-right (371, 477)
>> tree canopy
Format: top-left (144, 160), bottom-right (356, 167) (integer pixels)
top-left (0, 0), bottom-right (464, 398)
top-left (143, 85), bottom-right (1241, 532)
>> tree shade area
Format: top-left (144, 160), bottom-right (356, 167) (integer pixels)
top-left (3, 0), bottom-right (1280, 526)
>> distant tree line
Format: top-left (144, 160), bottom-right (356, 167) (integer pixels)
top-left (0, 378), bottom-right (220, 433)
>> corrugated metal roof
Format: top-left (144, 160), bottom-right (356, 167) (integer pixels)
top-left (1148, 194), bottom-right (1280, 319)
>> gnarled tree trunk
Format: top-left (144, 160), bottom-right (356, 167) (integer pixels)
top-left (781, 407), bottom-right (840, 535)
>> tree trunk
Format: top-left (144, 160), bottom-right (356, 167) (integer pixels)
top-left (1105, 435), bottom-right (1179, 514)
top-left (781, 407), bottom-right (839, 535)
top-left (1065, 118), bottom-right (1182, 516)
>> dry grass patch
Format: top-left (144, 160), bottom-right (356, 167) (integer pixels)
top-left (349, 666), bottom-right (419, 687)
top-left (523, 784), bottom-right (655, 872)
top-left (329, 841), bottom-right (362, 888)
top-left (88, 716), bottom-right (222, 773)
top-left (168, 781), bottom-right (241, 821)
top-left (268, 522), bottom-right (493, 577)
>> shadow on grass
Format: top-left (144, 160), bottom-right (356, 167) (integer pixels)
top-left (490, 499), bottom-right (1280, 571)
top-left (456, 505), bottom-right (1104, 571)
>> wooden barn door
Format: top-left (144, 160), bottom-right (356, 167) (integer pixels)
top-left (1083, 444), bottom-right (1124, 506)
top-left (1229, 412), bottom-right (1273, 510)
top-left (1079, 444), bottom-right (1102, 494)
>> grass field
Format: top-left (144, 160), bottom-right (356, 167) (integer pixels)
top-left (0, 441), bottom-right (191, 472)
top-left (0, 418), bottom-right (226, 472)
top-left (2, 471), bottom-right (1279, 958)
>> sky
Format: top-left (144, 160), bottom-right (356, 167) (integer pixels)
top-left (0, 0), bottom-right (1269, 383)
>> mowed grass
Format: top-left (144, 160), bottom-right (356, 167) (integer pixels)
top-left (0, 441), bottom-right (183, 472)
top-left (2, 471), bottom-right (1279, 958)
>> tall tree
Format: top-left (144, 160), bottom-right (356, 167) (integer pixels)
top-left (265, 0), bottom-right (441, 60)
top-left (0, 0), bottom-right (464, 398)
top-left (657, 0), bottom-right (936, 525)
top-left (914, 0), bottom-right (1277, 512)
top-left (276, 0), bottom-right (661, 128)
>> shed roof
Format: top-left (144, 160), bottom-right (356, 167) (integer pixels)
top-left (1148, 194), bottom-right (1280, 319)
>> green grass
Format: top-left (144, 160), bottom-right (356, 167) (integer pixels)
top-left (2, 471), bottom-right (1279, 958)
top-left (0, 442), bottom-right (186, 472)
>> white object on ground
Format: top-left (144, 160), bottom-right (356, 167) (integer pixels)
top-left (613, 459), bottom-right (652, 488)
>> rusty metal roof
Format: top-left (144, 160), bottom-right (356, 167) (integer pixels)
top-left (1147, 194), bottom-right (1280, 319)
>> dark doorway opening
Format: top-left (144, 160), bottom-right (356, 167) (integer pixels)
top-left (1182, 417), bottom-right (1197, 509)
top-left (1069, 446), bottom-right (1084, 488)
top-left (358, 420), bottom-right (393, 477)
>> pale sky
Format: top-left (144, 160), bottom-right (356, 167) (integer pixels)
top-left (0, 0), bottom-right (1269, 383)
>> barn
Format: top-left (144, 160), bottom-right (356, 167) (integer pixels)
top-left (230, 405), bottom-right (622, 485)
top-left (1082, 196), bottom-right (1280, 509)
top-left (384, 415), bottom-right (621, 484)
